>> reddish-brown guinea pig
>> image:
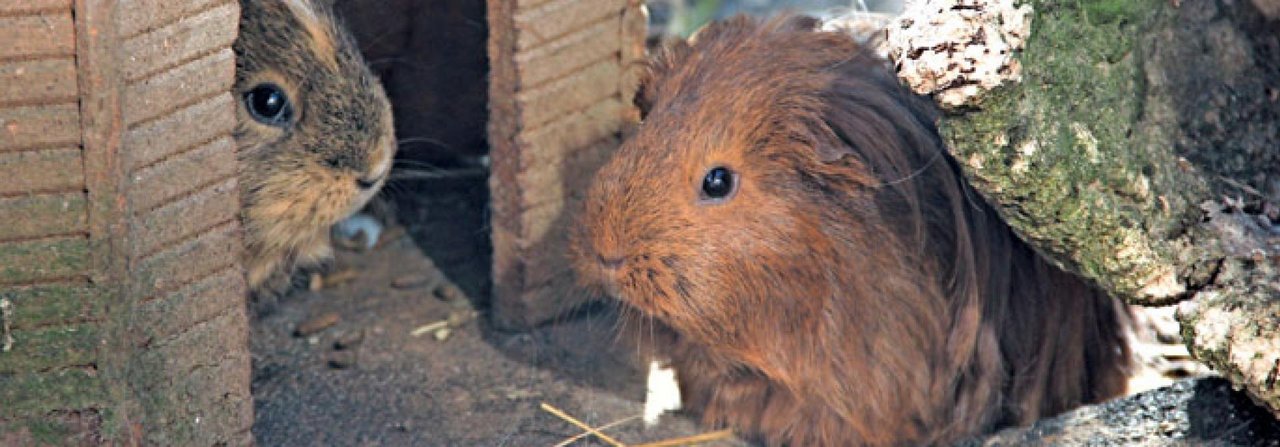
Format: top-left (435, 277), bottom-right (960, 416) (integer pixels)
top-left (572, 15), bottom-right (1134, 447)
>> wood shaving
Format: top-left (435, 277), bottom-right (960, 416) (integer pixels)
top-left (886, 0), bottom-right (1033, 107)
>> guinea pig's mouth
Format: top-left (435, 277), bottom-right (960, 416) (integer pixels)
top-left (355, 173), bottom-right (383, 190)
top-left (601, 275), bottom-right (625, 301)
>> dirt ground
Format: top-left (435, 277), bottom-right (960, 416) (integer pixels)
top-left (249, 176), bottom-right (744, 446)
top-left (249, 176), bottom-right (1280, 446)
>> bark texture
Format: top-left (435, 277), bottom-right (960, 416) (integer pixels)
top-left (889, 0), bottom-right (1280, 417)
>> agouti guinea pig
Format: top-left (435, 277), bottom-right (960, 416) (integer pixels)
top-left (233, 0), bottom-right (396, 299)
top-left (572, 15), bottom-right (1133, 446)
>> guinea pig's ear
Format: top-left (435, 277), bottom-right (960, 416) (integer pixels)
top-left (632, 72), bottom-right (657, 120)
top-left (774, 14), bottom-right (822, 33)
top-left (813, 57), bottom-right (943, 166)
top-left (814, 117), bottom-right (861, 163)
top-left (634, 39), bottom-right (692, 120)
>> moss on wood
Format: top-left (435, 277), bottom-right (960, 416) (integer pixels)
top-left (939, 0), bottom-right (1213, 303)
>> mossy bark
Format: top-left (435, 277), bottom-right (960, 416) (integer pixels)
top-left (933, 0), bottom-right (1280, 416)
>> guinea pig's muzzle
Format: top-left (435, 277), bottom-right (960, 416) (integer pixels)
top-left (573, 223), bottom-right (629, 301)
top-left (583, 247), bottom-right (624, 299)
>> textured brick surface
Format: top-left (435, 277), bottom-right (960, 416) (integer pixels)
top-left (0, 59), bottom-right (77, 106)
top-left (0, 0), bottom-right (251, 444)
top-left (0, 149), bottom-right (84, 195)
top-left (486, 0), bottom-right (646, 329)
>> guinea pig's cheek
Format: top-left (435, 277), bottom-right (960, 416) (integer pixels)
top-left (344, 181), bottom-right (379, 216)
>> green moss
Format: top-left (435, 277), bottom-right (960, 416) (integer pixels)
top-left (25, 418), bottom-right (78, 445)
top-left (1079, 0), bottom-right (1146, 25)
top-left (0, 237), bottom-right (89, 284)
top-left (0, 324), bottom-right (101, 374)
top-left (4, 285), bottom-right (101, 330)
top-left (940, 0), bottom-right (1204, 301)
top-left (0, 369), bottom-right (105, 418)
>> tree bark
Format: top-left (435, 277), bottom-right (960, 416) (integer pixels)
top-left (888, 0), bottom-right (1280, 416)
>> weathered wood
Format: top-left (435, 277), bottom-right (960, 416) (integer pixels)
top-left (121, 2), bottom-right (238, 81)
top-left (0, 323), bottom-right (100, 374)
top-left (515, 18), bottom-right (622, 88)
top-left (0, 104), bottom-right (81, 151)
top-left (487, 0), bottom-right (645, 329)
top-left (122, 49), bottom-right (235, 126)
top-left (134, 221), bottom-right (241, 299)
top-left (0, 13), bottom-right (75, 60)
top-left (0, 236), bottom-right (89, 284)
top-left (117, 0), bottom-right (228, 37)
top-left (127, 135), bottom-right (236, 212)
top-left (892, 0), bottom-right (1280, 417)
top-left (513, 0), bottom-right (627, 51)
top-left (0, 0), bottom-right (251, 443)
top-left (3, 282), bottom-right (98, 331)
top-left (134, 267), bottom-right (244, 343)
top-left (0, 58), bottom-right (77, 105)
top-left (0, 0), bottom-right (73, 15)
top-left (517, 58), bottom-right (623, 129)
top-left (0, 148), bottom-right (84, 195)
top-left (134, 177), bottom-right (239, 255)
top-left (0, 193), bottom-right (88, 240)
top-left (124, 93), bottom-right (234, 171)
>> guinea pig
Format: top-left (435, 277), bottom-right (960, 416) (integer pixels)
top-left (233, 0), bottom-right (396, 299)
top-left (572, 15), bottom-right (1134, 446)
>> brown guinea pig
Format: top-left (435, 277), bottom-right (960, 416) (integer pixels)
top-left (572, 15), bottom-right (1134, 446)
top-left (233, 0), bottom-right (396, 299)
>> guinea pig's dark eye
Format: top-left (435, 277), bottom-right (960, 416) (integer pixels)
top-left (700, 166), bottom-right (736, 201)
top-left (243, 83), bottom-right (293, 126)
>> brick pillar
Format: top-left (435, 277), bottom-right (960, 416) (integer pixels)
top-left (0, 0), bottom-right (252, 444)
top-left (485, 0), bottom-right (648, 330)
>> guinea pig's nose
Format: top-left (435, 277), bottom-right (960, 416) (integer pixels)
top-left (597, 254), bottom-right (626, 270)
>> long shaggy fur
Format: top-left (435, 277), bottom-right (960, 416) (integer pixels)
top-left (573, 15), bottom-right (1133, 446)
top-left (234, 0), bottom-right (396, 297)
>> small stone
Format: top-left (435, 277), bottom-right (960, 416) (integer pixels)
top-left (373, 225), bottom-right (408, 249)
top-left (295, 312), bottom-right (340, 337)
top-left (433, 283), bottom-right (467, 302)
top-left (450, 298), bottom-right (472, 310)
top-left (327, 351), bottom-right (357, 369)
top-left (333, 330), bottom-right (365, 350)
top-left (502, 387), bottom-right (539, 400)
top-left (447, 309), bottom-right (476, 327)
top-left (391, 273), bottom-right (432, 289)
top-left (322, 269), bottom-right (361, 288)
top-left (433, 328), bottom-right (451, 341)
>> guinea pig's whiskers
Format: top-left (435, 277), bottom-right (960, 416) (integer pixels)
top-left (396, 136), bottom-right (454, 151)
top-left (387, 168), bottom-right (485, 181)
top-left (869, 145), bottom-right (946, 188)
top-left (358, 27), bottom-right (403, 54)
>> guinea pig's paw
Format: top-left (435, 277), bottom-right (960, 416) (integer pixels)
top-left (332, 213), bottom-right (384, 251)
top-left (643, 359), bottom-right (682, 427)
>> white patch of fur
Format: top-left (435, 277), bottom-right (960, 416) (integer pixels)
top-left (643, 359), bottom-right (682, 427)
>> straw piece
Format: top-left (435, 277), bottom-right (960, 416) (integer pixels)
top-left (539, 402), bottom-right (627, 447)
top-left (552, 415), bottom-right (640, 447)
top-left (631, 429), bottom-right (736, 447)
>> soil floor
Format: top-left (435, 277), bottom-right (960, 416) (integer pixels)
top-left (250, 176), bottom-right (743, 446)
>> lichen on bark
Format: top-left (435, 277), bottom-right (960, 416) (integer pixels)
top-left (928, 0), bottom-right (1212, 303)
top-left (888, 0), bottom-right (1280, 418)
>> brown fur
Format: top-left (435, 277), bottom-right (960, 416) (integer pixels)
top-left (234, 0), bottom-right (396, 297)
top-left (572, 15), bottom-right (1133, 446)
